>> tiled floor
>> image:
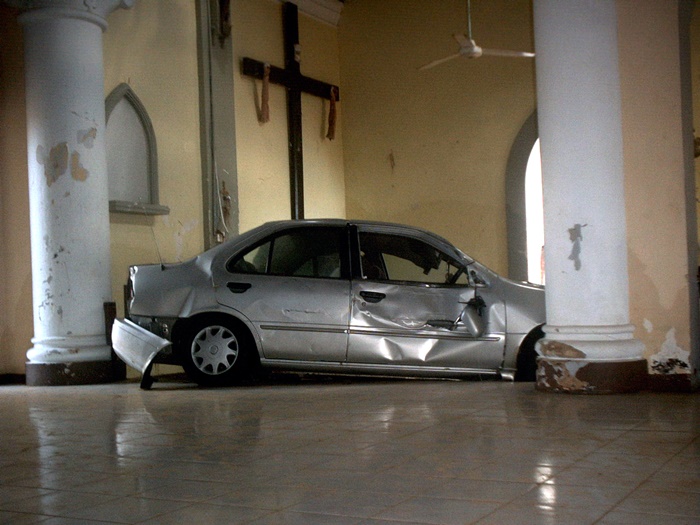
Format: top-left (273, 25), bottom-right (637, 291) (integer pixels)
top-left (0, 376), bottom-right (698, 524)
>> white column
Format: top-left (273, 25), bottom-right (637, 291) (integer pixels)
top-left (533, 0), bottom-right (646, 392)
top-left (16, 0), bottom-right (133, 385)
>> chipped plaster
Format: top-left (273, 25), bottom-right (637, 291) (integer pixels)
top-left (537, 359), bottom-right (593, 392)
top-left (649, 327), bottom-right (691, 374)
top-left (37, 142), bottom-right (68, 187)
top-left (539, 340), bottom-right (587, 358)
top-left (77, 127), bottom-right (96, 148)
top-left (70, 151), bottom-right (89, 181)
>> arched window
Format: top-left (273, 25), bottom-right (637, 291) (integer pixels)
top-left (105, 83), bottom-right (169, 215)
top-left (506, 111), bottom-right (538, 282)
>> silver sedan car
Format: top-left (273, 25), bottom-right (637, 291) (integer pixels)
top-left (112, 220), bottom-right (544, 388)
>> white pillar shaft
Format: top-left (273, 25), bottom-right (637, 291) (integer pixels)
top-left (21, 7), bottom-right (116, 363)
top-left (533, 0), bottom-right (642, 360)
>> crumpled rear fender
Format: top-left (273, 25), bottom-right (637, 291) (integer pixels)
top-left (129, 258), bottom-right (215, 319)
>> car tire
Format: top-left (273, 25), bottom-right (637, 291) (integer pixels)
top-left (179, 316), bottom-right (253, 387)
top-left (515, 325), bottom-right (544, 382)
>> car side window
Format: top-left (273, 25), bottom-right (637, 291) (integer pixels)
top-left (228, 227), bottom-right (345, 279)
top-left (229, 242), bottom-right (270, 274)
top-left (359, 232), bottom-right (468, 285)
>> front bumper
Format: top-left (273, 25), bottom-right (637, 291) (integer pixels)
top-left (111, 318), bottom-right (174, 389)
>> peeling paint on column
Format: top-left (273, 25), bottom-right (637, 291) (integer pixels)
top-left (77, 127), bottom-right (97, 148)
top-left (649, 328), bottom-right (691, 374)
top-left (70, 151), bottom-right (89, 181)
top-left (38, 289), bottom-right (55, 322)
top-left (71, 111), bottom-right (98, 126)
top-left (537, 359), bottom-right (593, 392)
top-left (36, 143), bottom-right (69, 186)
top-left (539, 340), bottom-right (587, 358)
top-left (567, 223), bottom-right (587, 271)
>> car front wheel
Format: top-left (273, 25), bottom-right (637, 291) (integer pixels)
top-left (179, 317), bottom-right (250, 387)
top-left (515, 325), bottom-right (544, 382)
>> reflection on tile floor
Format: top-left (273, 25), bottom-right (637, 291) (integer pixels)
top-left (0, 377), bottom-right (697, 524)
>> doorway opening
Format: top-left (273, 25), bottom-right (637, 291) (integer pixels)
top-left (525, 139), bottom-right (544, 285)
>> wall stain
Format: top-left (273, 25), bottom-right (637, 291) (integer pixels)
top-left (70, 151), bottom-right (89, 181)
top-left (36, 142), bottom-right (69, 187)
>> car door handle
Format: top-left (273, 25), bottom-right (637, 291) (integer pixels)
top-left (227, 282), bottom-right (252, 293)
top-left (360, 291), bottom-right (386, 303)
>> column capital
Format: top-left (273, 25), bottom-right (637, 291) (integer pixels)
top-left (8, 0), bottom-right (134, 30)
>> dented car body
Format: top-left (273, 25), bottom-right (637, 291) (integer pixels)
top-left (112, 220), bottom-right (545, 388)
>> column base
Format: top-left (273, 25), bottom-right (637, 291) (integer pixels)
top-left (536, 357), bottom-right (648, 394)
top-left (26, 359), bottom-right (126, 386)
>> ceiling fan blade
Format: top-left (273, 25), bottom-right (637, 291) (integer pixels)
top-left (418, 52), bottom-right (462, 71)
top-left (453, 32), bottom-right (471, 48)
top-left (481, 48), bottom-right (535, 58)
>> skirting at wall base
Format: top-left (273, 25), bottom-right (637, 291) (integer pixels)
top-left (646, 372), bottom-right (699, 393)
top-left (0, 374), bottom-right (25, 385)
top-left (536, 357), bottom-right (648, 394)
top-left (26, 359), bottom-right (126, 387)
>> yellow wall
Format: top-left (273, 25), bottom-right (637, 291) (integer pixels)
top-left (1, 0), bottom-right (698, 380)
top-left (0, 6), bottom-right (32, 375)
top-left (338, 0), bottom-right (536, 275)
top-left (232, 0), bottom-right (346, 231)
top-left (104, 1), bottom-right (204, 316)
top-left (619, 0), bottom-right (696, 374)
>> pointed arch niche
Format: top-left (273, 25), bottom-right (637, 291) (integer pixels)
top-left (506, 111), bottom-right (544, 284)
top-left (105, 83), bottom-right (169, 215)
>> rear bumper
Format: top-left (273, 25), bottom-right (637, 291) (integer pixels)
top-left (111, 318), bottom-right (173, 389)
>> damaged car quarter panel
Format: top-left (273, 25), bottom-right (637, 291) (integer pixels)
top-left (114, 219), bottom-right (545, 388)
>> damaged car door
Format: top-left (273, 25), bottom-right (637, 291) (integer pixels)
top-left (347, 225), bottom-right (505, 375)
top-left (212, 225), bottom-right (351, 362)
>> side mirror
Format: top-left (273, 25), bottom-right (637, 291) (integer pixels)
top-left (470, 270), bottom-right (487, 288)
top-left (460, 303), bottom-right (485, 337)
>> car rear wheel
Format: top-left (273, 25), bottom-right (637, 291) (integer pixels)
top-left (179, 316), bottom-right (251, 387)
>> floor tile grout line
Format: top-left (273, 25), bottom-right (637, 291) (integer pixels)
top-left (590, 418), bottom-right (700, 524)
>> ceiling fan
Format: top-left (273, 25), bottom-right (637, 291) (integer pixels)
top-left (419, 0), bottom-right (535, 70)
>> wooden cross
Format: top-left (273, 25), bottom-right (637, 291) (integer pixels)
top-left (241, 1), bottom-right (340, 220)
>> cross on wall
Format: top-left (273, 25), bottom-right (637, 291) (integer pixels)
top-left (241, 1), bottom-right (340, 220)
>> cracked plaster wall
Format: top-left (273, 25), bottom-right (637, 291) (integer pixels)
top-left (620, 0), bottom-right (698, 380)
